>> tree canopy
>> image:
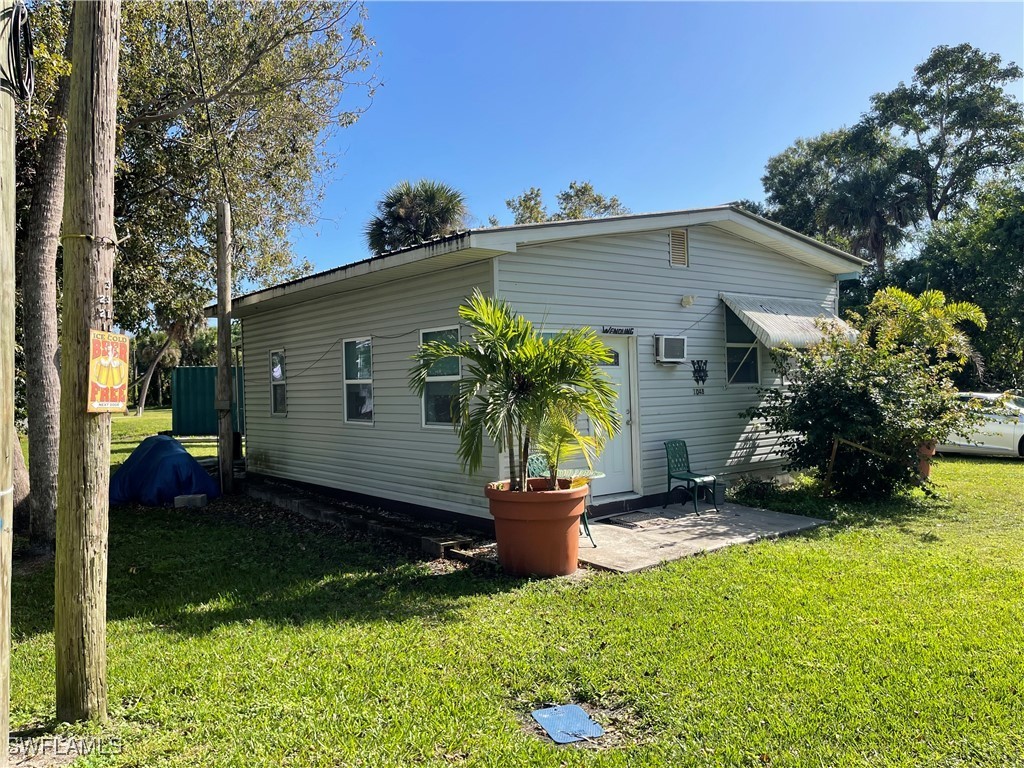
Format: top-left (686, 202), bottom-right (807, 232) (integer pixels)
top-left (754, 44), bottom-right (1022, 385)
top-left (758, 43), bottom-right (1022, 278)
top-left (869, 44), bottom-right (1024, 222)
top-left (504, 181), bottom-right (628, 225)
top-left (363, 179), bottom-right (468, 255)
top-left (890, 175), bottom-right (1024, 389)
top-left (16, 0), bottom-right (379, 335)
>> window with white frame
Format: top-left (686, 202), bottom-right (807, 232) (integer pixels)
top-left (725, 307), bottom-right (759, 385)
top-left (270, 350), bottom-right (287, 415)
top-left (343, 338), bottom-right (373, 423)
top-left (421, 327), bottom-right (460, 426)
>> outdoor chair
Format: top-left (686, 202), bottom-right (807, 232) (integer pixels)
top-left (663, 440), bottom-right (718, 515)
top-left (527, 454), bottom-right (597, 547)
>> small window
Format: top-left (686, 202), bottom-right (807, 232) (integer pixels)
top-left (344, 338), bottom-right (373, 423)
top-left (270, 350), bottom-right (287, 415)
top-left (725, 307), bottom-right (759, 385)
top-left (421, 327), bottom-right (460, 426)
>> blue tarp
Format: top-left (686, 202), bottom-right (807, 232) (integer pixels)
top-left (110, 435), bottom-right (220, 506)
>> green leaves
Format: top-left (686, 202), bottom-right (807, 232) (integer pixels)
top-left (747, 292), bottom-right (986, 500)
top-left (867, 287), bottom-right (987, 366)
top-left (503, 181), bottom-right (629, 226)
top-left (364, 180), bottom-right (468, 255)
top-left (869, 44), bottom-right (1024, 221)
top-left (409, 290), bottom-right (620, 491)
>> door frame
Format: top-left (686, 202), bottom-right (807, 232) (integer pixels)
top-left (593, 334), bottom-right (642, 498)
top-left (626, 335), bottom-right (643, 496)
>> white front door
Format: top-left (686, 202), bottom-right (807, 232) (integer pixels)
top-left (591, 337), bottom-right (634, 496)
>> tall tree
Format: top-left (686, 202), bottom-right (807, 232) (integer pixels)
top-left (891, 175), bottom-right (1024, 389)
top-left (364, 179), bottom-right (467, 255)
top-left (55, 0), bottom-right (120, 723)
top-left (14, 1), bottom-right (376, 547)
top-left (869, 43), bottom-right (1024, 221)
top-left (762, 128), bottom-right (921, 278)
top-left (504, 180), bottom-right (629, 225)
top-left (19, 7), bottom-right (72, 550)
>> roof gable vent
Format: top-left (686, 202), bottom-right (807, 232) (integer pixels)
top-left (670, 229), bottom-right (688, 267)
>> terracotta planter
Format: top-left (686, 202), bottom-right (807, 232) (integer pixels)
top-left (485, 479), bottom-right (589, 577)
top-left (918, 440), bottom-right (938, 481)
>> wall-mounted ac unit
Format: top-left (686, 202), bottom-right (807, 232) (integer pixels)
top-left (655, 335), bottom-right (687, 364)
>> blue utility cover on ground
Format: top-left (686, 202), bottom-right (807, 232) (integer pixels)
top-left (110, 435), bottom-right (220, 506)
top-left (531, 705), bottom-right (604, 744)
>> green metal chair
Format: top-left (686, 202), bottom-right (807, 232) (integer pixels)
top-left (663, 440), bottom-right (718, 515)
top-left (527, 454), bottom-right (597, 547)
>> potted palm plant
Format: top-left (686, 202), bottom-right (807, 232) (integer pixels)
top-left (410, 290), bottom-right (620, 577)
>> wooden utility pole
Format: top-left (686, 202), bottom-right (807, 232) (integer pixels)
top-left (216, 199), bottom-right (234, 494)
top-left (55, 0), bottom-right (121, 724)
top-left (1, 0), bottom-right (18, 758)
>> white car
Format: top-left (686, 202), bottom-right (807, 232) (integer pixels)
top-left (938, 392), bottom-right (1024, 457)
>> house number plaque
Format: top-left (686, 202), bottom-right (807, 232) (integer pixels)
top-left (691, 359), bottom-right (708, 396)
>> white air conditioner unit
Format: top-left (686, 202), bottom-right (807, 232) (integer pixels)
top-left (655, 335), bottom-right (687, 364)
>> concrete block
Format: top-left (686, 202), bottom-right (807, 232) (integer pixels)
top-left (174, 494), bottom-right (207, 509)
top-left (422, 536), bottom-right (474, 558)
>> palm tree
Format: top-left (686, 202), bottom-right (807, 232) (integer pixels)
top-left (867, 287), bottom-right (988, 366)
top-left (364, 180), bottom-right (467, 255)
top-left (409, 290), bottom-right (620, 492)
top-left (818, 129), bottom-right (923, 280)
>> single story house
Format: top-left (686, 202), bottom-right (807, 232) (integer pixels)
top-left (222, 206), bottom-right (865, 525)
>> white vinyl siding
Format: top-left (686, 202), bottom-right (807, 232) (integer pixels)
top-left (241, 222), bottom-right (844, 519)
top-left (241, 261), bottom-right (494, 518)
top-left (495, 224), bottom-right (839, 491)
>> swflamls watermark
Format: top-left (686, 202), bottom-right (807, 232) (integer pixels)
top-left (9, 736), bottom-right (124, 758)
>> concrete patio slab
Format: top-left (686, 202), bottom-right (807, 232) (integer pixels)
top-left (578, 501), bottom-right (828, 573)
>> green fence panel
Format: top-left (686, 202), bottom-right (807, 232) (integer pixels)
top-left (171, 366), bottom-right (245, 436)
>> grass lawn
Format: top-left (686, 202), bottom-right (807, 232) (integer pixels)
top-left (20, 409), bottom-right (218, 469)
top-left (10, 418), bottom-right (1023, 766)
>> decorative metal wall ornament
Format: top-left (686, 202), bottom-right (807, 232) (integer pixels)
top-left (691, 359), bottom-right (709, 385)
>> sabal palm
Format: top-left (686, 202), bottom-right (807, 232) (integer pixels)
top-left (409, 290), bottom-right (620, 491)
top-left (818, 131), bottom-right (922, 279)
top-left (868, 287), bottom-right (987, 365)
top-left (364, 179), bottom-right (467, 255)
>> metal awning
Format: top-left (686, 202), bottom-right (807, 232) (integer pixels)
top-left (719, 292), bottom-right (856, 349)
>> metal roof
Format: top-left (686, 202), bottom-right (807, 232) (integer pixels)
top-left (720, 292), bottom-right (857, 349)
top-left (214, 206), bottom-right (867, 318)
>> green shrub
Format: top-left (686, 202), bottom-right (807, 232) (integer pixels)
top-left (746, 328), bottom-right (981, 499)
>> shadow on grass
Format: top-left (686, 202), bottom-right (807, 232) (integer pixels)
top-left (13, 498), bottom-right (520, 642)
top-left (730, 473), bottom-right (950, 535)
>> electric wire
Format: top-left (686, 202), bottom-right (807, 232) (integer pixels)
top-left (183, 0), bottom-right (231, 206)
top-left (6, 0), bottom-right (34, 102)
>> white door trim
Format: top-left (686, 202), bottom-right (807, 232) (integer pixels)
top-left (627, 335), bottom-right (643, 496)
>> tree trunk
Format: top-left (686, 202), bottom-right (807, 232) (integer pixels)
top-left (22, 25), bottom-right (73, 550)
top-left (1, 0), bottom-right (19, 756)
top-left (216, 200), bottom-right (234, 494)
top-left (12, 427), bottom-right (29, 537)
top-left (55, 0), bottom-right (121, 725)
top-left (134, 335), bottom-right (172, 417)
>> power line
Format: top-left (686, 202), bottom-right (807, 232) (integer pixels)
top-left (183, 0), bottom-right (231, 206)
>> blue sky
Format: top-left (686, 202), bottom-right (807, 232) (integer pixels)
top-left (290, 1), bottom-right (1024, 272)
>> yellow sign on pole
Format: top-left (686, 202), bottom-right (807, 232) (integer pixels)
top-left (87, 329), bottom-right (130, 413)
